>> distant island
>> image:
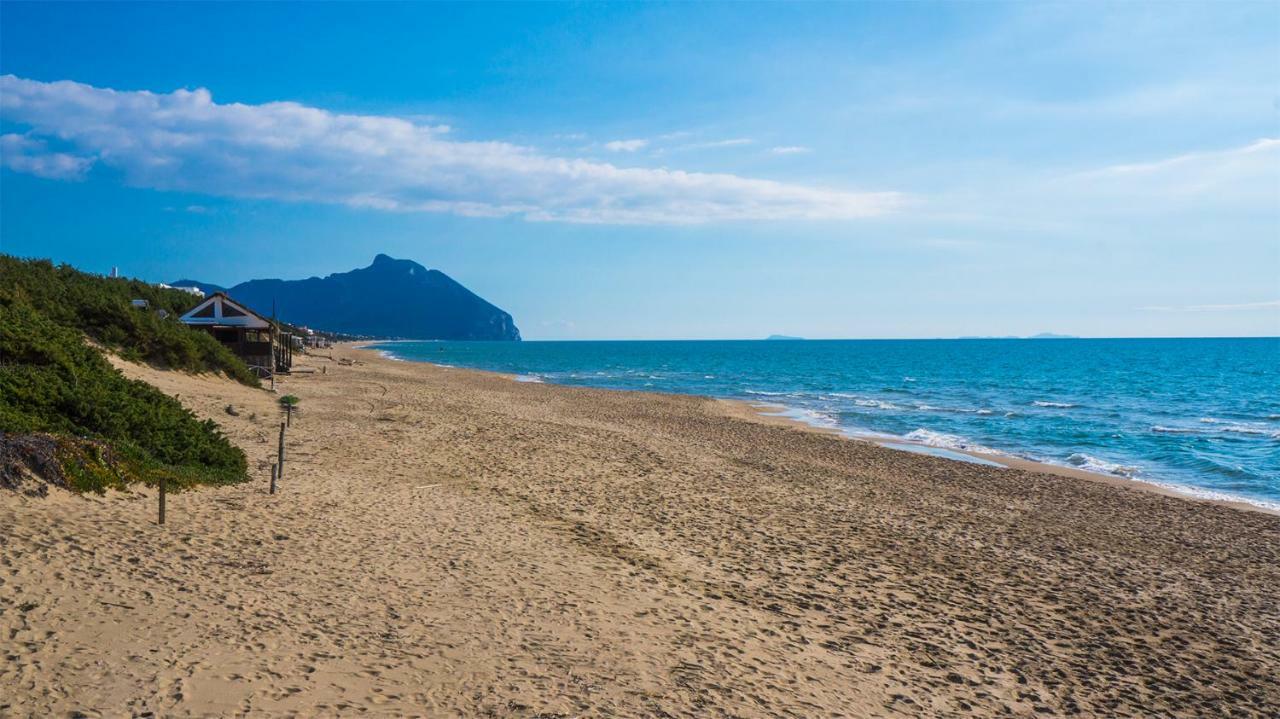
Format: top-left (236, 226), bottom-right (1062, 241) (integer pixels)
top-left (958, 333), bottom-right (1079, 340)
top-left (174, 254), bottom-right (520, 341)
top-left (765, 335), bottom-right (805, 341)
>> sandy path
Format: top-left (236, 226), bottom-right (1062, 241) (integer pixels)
top-left (2, 346), bottom-right (1277, 717)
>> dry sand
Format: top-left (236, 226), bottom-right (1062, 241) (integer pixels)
top-left (2, 345), bottom-right (1278, 717)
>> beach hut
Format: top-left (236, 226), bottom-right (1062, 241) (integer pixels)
top-left (178, 292), bottom-right (292, 373)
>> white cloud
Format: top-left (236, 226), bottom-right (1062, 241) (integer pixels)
top-left (1068, 138), bottom-right (1279, 198)
top-left (770, 145), bottom-right (812, 155)
top-left (677, 138), bottom-right (754, 151)
top-left (0, 76), bottom-right (901, 224)
top-left (603, 138), bottom-right (648, 152)
top-left (0, 133), bottom-right (93, 180)
top-left (1138, 300), bottom-right (1280, 312)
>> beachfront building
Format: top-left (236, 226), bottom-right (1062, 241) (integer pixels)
top-left (178, 292), bottom-right (293, 374)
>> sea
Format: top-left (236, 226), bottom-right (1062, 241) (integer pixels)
top-left (369, 338), bottom-right (1280, 511)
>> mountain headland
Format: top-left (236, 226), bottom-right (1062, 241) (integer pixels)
top-left (175, 254), bottom-right (520, 341)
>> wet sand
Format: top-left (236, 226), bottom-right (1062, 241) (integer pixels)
top-left (2, 345), bottom-right (1278, 716)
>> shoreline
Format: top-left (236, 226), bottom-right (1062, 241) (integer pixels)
top-left (6, 342), bottom-right (1278, 715)
top-left (731, 400), bottom-right (1280, 517)
top-left (354, 342), bottom-right (1280, 517)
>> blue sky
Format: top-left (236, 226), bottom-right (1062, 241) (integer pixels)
top-left (2, 1), bottom-right (1277, 339)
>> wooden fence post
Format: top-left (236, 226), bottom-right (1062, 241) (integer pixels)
top-left (270, 463), bottom-right (277, 495)
top-left (278, 422), bottom-right (286, 479)
top-left (158, 477), bottom-right (166, 525)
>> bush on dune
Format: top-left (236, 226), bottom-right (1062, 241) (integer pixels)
top-left (0, 255), bottom-right (250, 491)
top-left (1, 255), bottom-right (260, 386)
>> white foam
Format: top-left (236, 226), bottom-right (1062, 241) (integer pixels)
top-left (854, 399), bottom-right (901, 410)
top-left (1095, 474), bottom-right (1280, 513)
top-left (1065, 452), bottom-right (1140, 478)
top-left (759, 405), bottom-right (840, 429)
top-left (1151, 425), bottom-right (1200, 434)
top-left (1197, 418), bottom-right (1280, 439)
top-left (1033, 400), bottom-right (1077, 408)
top-left (879, 442), bottom-right (1007, 468)
top-left (915, 403), bottom-right (995, 415)
top-left (513, 374), bottom-right (544, 383)
top-left (903, 429), bottom-right (1009, 457)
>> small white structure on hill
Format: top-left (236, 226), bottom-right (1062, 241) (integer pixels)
top-left (158, 283), bottom-right (205, 298)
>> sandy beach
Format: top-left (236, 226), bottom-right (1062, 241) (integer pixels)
top-left (2, 344), bottom-right (1278, 717)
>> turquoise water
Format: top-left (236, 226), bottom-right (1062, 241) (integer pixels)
top-left (370, 338), bottom-right (1280, 510)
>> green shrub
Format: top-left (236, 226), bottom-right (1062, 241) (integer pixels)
top-left (0, 258), bottom-right (250, 491)
top-left (0, 255), bottom-right (260, 386)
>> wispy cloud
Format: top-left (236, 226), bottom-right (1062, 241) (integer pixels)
top-left (676, 137), bottom-right (754, 151)
top-left (0, 75), bottom-right (903, 224)
top-left (1083, 138), bottom-right (1279, 178)
top-left (769, 145), bottom-right (812, 155)
top-left (603, 138), bottom-right (648, 152)
top-left (1138, 300), bottom-right (1280, 312)
top-left (1066, 137), bottom-right (1279, 199)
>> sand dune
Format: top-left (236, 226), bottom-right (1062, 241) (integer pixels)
top-left (2, 346), bottom-right (1278, 716)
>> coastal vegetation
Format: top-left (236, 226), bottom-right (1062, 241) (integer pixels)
top-left (0, 255), bottom-right (250, 492)
top-left (1, 255), bottom-right (260, 385)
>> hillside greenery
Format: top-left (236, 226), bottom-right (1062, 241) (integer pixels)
top-left (1, 255), bottom-right (260, 386)
top-left (1, 255), bottom-right (251, 492)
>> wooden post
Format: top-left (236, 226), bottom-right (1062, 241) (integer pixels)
top-left (158, 477), bottom-right (167, 525)
top-left (286, 403), bottom-right (292, 427)
top-left (270, 463), bottom-right (277, 494)
top-left (277, 422), bottom-right (286, 479)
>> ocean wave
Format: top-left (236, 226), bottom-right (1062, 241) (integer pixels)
top-left (1151, 425), bottom-right (1202, 434)
top-left (915, 403), bottom-right (996, 415)
top-left (744, 389), bottom-right (790, 397)
top-left (1220, 425), bottom-right (1280, 439)
top-left (513, 374), bottom-right (545, 383)
top-left (1066, 453), bottom-right (1139, 478)
top-left (759, 405), bottom-right (840, 429)
top-left (903, 429), bottom-right (1008, 456)
top-left (854, 399), bottom-right (901, 410)
top-left (1033, 400), bottom-right (1077, 408)
top-left (1140, 484), bottom-right (1280, 513)
top-left (1198, 418), bottom-right (1280, 439)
